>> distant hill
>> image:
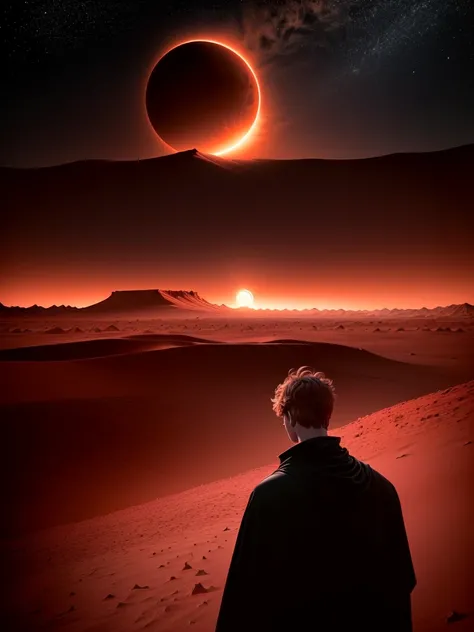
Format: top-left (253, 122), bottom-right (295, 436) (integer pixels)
top-left (0, 289), bottom-right (219, 316)
top-left (2, 143), bottom-right (473, 270)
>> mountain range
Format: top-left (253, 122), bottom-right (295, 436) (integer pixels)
top-left (1, 289), bottom-right (473, 319)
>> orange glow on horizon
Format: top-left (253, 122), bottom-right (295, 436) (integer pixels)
top-left (2, 280), bottom-right (472, 312)
top-left (145, 38), bottom-right (262, 157)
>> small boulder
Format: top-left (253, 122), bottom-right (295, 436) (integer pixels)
top-left (192, 583), bottom-right (208, 595)
top-left (446, 611), bottom-right (467, 624)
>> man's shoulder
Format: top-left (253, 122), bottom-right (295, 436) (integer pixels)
top-left (251, 468), bottom-right (293, 501)
top-left (364, 463), bottom-right (401, 502)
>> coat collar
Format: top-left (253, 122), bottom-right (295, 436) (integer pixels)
top-left (278, 435), bottom-right (343, 465)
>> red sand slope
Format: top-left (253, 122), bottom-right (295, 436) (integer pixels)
top-left (1, 338), bottom-right (462, 534)
top-left (2, 381), bottom-right (473, 632)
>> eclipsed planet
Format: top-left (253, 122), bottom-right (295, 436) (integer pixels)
top-left (145, 40), bottom-right (261, 156)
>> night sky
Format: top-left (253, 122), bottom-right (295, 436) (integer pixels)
top-left (2, 1), bottom-right (474, 310)
top-left (3, 0), bottom-right (474, 167)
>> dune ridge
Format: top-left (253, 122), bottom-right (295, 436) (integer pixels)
top-left (0, 334), bottom-right (224, 361)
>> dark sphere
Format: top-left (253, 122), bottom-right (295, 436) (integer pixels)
top-left (145, 41), bottom-right (260, 155)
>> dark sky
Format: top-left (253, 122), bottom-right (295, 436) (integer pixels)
top-left (3, 0), bottom-right (474, 167)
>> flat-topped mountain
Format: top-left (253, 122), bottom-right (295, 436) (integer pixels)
top-left (0, 289), bottom-right (219, 315)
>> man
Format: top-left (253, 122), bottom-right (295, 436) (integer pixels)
top-left (215, 366), bottom-right (416, 632)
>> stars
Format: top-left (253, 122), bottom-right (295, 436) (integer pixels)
top-left (340, 0), bottom-right (473, 76)
top-left (4, 0), bottom-right (144, 66)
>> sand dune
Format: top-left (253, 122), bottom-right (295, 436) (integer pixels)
top-left (1, 338), bottom-right (466, 535)
top-left (2, 381), bottom-right (473, 632)
top-left (0, 334), bottom-right (222, 362)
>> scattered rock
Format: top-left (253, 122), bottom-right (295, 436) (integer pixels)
top-left (116, 602), bottom-right (128, 608)
top-left (199, 600), bottom-right (209, 607)
top-left (202, 556), bottom-right (207, 560)
top-left (446, 610), bottom-right (468, 624)
top-left (396, 453), bottom-right (410, 459)
top-left (105, 324), bottom-right (120, 332)
top-left (104, 594), bottom-right (115, 600)
top-left (183, 562), bottom-right (192, 570)
top-left (159, 564), bottom-right (165, 568)
top-left (169, 576), bottom-right (177, 581)
top-left (45, 326), bottom-right (67, 334)
top-left (223, 527), bottom-right (230, 531)
top-left (132, 584), bottom-right (149, 590)
top-left (196, 569), bottom-right (208, 576)
top-left (464, 441), bottom-right (472, 446)
top-left (192, 583), bottom-right (209, 595)
top-left (57, 605), bottom-right (75, 617)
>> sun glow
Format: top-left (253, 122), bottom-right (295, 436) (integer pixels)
top-left (148, 38), bottom-right (262, 157)
top-left (235, 289), bottom-right (255, 308)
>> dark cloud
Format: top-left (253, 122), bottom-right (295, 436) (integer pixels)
top-left (238, 0), bottom-right (348, 61)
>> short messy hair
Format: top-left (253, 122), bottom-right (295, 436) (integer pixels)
top-left (271, 366), bottom-right (336, 429)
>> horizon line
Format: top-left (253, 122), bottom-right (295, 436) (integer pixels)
top-left (1, 141), bottom-right (472, 171)
top-left (1, 291), bottom-right (473, 313)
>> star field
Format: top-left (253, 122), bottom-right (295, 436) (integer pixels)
top-left (3, 0), bottom-right (144, 65)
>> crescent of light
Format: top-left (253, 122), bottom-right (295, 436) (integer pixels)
top-left (150, 38), bottom-right (262, 157)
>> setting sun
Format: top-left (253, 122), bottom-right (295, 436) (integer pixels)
top-left (236, 289), bottom-right (254, 308)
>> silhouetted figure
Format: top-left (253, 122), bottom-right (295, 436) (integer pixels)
top-left (215, 366), bottom-right (416, 632)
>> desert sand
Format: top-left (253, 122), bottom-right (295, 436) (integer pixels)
top-left (1, 313), bottom-right (473, 631)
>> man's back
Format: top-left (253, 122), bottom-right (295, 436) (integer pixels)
top-left (215, 436), bottom-right (416, 631)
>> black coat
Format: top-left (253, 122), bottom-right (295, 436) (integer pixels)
top-left (215, 436), bottom-right (416, 632)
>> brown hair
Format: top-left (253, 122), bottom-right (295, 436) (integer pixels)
top-left (271, 366), bottom-right (336, 429)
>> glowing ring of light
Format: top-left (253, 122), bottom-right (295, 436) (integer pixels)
top-left (146, 39), bottom-right (262, 157)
